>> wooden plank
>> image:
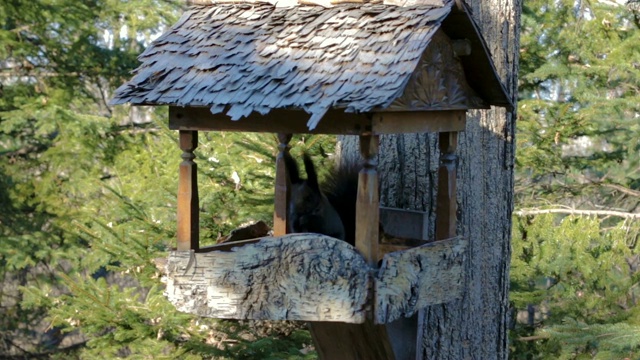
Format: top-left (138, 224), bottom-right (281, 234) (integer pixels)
top-left (165, 234), bottom-right (370, 323)
top-left (436, 131), bottom-right (458, 240)
top-left (374, 236), bottom-right (466, 324)
top-left (170, 107), bottom-right (468, 135)
top-left (169, 106), bottom-right (374, 135)
top-left (355, 135), bottom-right (380, 267)
top-left (379, 243), bottom-right (413, 258)
top-left (386, 316), bottom-right (419, 360)
top-left (380, 206), bottom-right (429, 240)
top-left (372, 110), bottom-right (466, 134)
top-left (177, 130), bottom-right (199, 251)
top-left (273, 133), bottom-right (292, 236)
top-left (440, 5), bottom-right (514, 110)
top-left (310, 321), bottom-right (396, 360)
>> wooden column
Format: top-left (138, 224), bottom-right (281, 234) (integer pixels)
top-left (435, 131), bottom-right (458, 240)
top-left (273, 133), bottom-right (292, 236)
top-left (177, 130), bottom-right (199, 251)
top-left (356, 134), bottom-right (380, 267)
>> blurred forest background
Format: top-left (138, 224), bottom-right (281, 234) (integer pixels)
top-left (1, 0), bottom-right (639, 358)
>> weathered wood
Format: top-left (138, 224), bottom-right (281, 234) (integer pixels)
top-left (197, 238), bottom-right (262, 253)
top-left (386, 316), bottom-right (419, 360)
top-left (435, 131), bottom-right (459, 240)
top-left (165, 234), bottom-right (370, 322)
top-left (441, 2), bottom-right (514, 111)
top-left (170, 107), bottom-right (373, 135)
top-left (372, 110), bottom-right (466, 134)
top-left (309, 321), bottom-right (396, 360)
top-left (113, 5), bottom-right (513, 125)
top-left (177, 130), bottom-right (199, 251)
top-left (273, 133), bottom-right (292, 236)
top-left (375, 236), bottom-right (466, 324)
top-left (380, 207), bottom-right (429, 241)
top-left (355, 134), bottom-right (380, 267)
top-left (215, 220), bottom-right (270, 245)
top-left (378, 236), bottom-right (429, 260)
top-left (170, 107), bottom-right (467, 135)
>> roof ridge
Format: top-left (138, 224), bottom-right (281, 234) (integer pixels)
top-left (187, 0), bottom-right (446, 8)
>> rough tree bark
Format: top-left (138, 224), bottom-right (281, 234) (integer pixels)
top-left (339, 1), bottom-right (520, 358)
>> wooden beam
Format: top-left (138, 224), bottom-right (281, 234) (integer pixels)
top-left (375, 236), bottom-right (467, 324)
top-left (177, 130), bottom-right (199, 251)
top-left (355, 134), bottom-right (380, 267)
top-left (273, 133), bottom-right (292, 236)
top-left (435, 131), bottom-right (459, 240)
top-left (309, 321), bottom-right (396, 360)
top-left (169, 107), bottom-right (373, 135)
top-left (169, 107), bottom-right (467, 135)
top-left (372, 110), bottom-right (466, 134)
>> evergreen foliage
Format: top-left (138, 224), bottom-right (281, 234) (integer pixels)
top-left (512, 0), bottom-right (640, 357)
top-left (1, 0), bottom-right (330, 357)
top-left (517, 0), bottom-right (640, 210)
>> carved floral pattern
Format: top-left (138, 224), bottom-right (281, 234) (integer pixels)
top-left (388, 30), bottom-right (486, 111)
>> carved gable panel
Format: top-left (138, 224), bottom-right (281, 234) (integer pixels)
top-left (387, 30), bottom-right (486, 111)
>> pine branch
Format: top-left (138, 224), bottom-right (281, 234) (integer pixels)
top-left (601, 183), bottom-right (640, 198)
top-left (517, 334), bottom-right (551, 342)
top-left (514, 208), bottom-right (640, 218)
top-left (0, 340), bottom-right (87, 359)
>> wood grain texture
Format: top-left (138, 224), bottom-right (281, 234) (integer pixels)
top-left (435, 131), bottom-right (458, 240)
top-left (177, 130), bottom-right (199, 251)
top-left (170, 107), bottom-right (466, 135)
top-left (380, 207), bottom-right (429, 241)
top-left (310, 321), bottom-right (397, 360)
top-left (355, 135), bottom-right (380, 267)
top-left (374, 236), bottom-right (466, 324)
top-left (165, 234), bottom-right (370, 322)
top-left (273, 133), bottom-right (292, 236)
top-left (112, 1), bottom-right (511, 131)
top-left (387, 30), bottom-right (486, 111)
top-left (335, 0), bottom-right (519, 357)
top-left (371, 110), bottom-right (466, 134)
top-left (169, 107), bottom-right (374, 135)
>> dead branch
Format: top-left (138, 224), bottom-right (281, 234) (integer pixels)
top-left (514, 208), bottom-right (640, 219)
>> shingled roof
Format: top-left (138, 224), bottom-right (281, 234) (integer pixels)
top-left (111, 0), bottom-right (511, 130)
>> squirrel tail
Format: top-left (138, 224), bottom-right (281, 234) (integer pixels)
top-left (322, 159), bottom-right (360, 246)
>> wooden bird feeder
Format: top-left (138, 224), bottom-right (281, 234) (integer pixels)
top-left (111, 0), bottom-right (511, 357)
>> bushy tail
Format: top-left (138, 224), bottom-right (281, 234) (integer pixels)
top-left (322, 161), bottom-right (360, 246)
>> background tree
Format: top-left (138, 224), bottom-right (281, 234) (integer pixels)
top-left (516, 0), bottom-right (640, 211)
top-left (337, 0), bottom-right (521, 358)
top-left (1, 0), bottom-right (325, 358)
top-left (511, 0), bottom-right (640, 357)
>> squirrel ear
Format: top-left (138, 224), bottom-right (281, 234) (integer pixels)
top-left (284, 152), bottom-right (302, 184)
top-left (303, 153), bottom-right (320, 191)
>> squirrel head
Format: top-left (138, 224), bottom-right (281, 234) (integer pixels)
top-left (284, 152), bottom-right (345, 240)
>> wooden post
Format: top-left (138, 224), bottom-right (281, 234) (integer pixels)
top-left (177, 130), bottom-right (199, 251)
top-left (356, 134), bottom-right (380, 267)
top-left (273, 133), bottom-right (292, 236)
top-left (435, 131), bottom-right (458, 240)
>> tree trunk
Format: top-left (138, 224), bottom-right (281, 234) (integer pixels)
top-left (339, 1), bottom-right (520, 358)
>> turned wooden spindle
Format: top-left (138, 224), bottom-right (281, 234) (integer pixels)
top-left (273, 133), bottom-right (292, 236)
top-left (177, 130), bottom-right (199, 251)
top-left (435, 131), bottom-right (458, 241)
top-left (355, 134), bottom-right (380, 267)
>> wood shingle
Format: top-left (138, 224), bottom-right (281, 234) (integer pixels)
top-left (112, 0), bottom-right (511, 130)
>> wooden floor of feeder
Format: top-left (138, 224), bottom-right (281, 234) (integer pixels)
top-left (164, 233), bottom-right (466, 324)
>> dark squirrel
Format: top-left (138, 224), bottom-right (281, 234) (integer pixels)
top-left (284, 152), bottom-right (359, 246)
